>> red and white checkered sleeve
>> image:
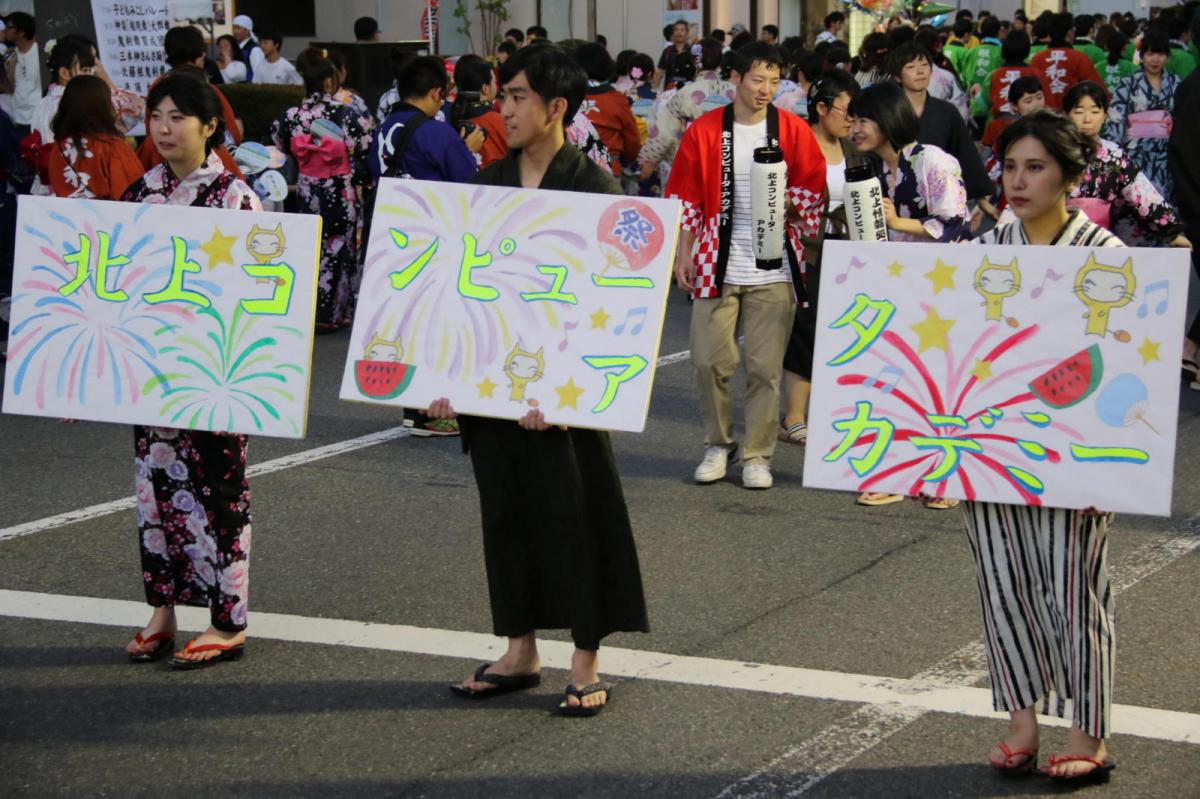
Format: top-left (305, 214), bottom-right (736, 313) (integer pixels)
top-left (788, 185), bottom-right (824, 239)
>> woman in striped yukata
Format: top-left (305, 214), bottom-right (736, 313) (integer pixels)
top-left (971, 111), bottom-right (1121, 784)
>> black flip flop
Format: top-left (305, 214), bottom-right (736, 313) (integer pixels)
top-left (557, 681), bottom-right (612, 717)
top-left (449, 662), bottom-right (541, 699)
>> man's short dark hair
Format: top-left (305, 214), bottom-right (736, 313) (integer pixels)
top-left (980, 15), bottom-right (1001, 38)
top-left (709, 28), bottom-right (726, 41)
top-left (953, 19), bottom-right (974, 39)
top-left (595, 34), bottom-right (607, 47)
top-left (497, 40), bottom-right (517, 57)
top-left (498, 43), bottom-right (587, 129)
top-left (526, 25), bottom-right (548, 39)
top-left (1048, 12), bottom-right (1073, 44)
top-left (886, 43), bottom-right (931, 78)
top-left (1008, 75), bottom-right (1044, 104)
top-left (258, 29), bottom-right (283, 49)
top-left (956, 9), bottom-right (974, 21)
top-left (164, 25), bottom-right (205, 67)
top-left (672, 19), bottom-right (689, 31)
top-left (824, 12), bottom-right (845, 29)
top-left (505, 28), bottom-right (524, 43)
top-left (847, 80), bottom-right (920, 151)
top-left (399, 55), bottom-right (449, 100)
top-left (354, 17), bottom-right (379, 41)
top-left (1001, 30), bottom-right (1031, 63)
top-left (5, 11), bottom-right (34, 39)
top-left (575, 41), bottom-right (615, 82)
top-left (729, 40), bottom-right (783, 76)
top-left (762, 25), bottom-right (779, 39)
top-left (455, 56), bottom-right (494, 94)
top-left (1074, 14), bottom-right (1095, 39)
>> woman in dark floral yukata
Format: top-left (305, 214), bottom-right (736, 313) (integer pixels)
top-left (1062, 81), bottom-right (1189, 248)
top-left (120, 73), bottom-right (262, 669)
top-left (271, 54), bottom-right (374, 331)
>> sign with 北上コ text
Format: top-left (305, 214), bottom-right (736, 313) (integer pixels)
top-left (804, 241), bottom-right (1189, 516)
top-left (340, 179), bottom-right (681, 432)
top-left (3, 196), bottom-right (321, 438)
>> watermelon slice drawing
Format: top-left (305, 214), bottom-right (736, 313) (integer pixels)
top-left (355, 360), bottom-right (416, 399)
top-left (1028, 344), bottom-right (1103, 409)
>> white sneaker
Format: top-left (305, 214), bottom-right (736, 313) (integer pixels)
top-left (694, 445), bottom-right (737, 484)
top-left (742, 463), bottom-right (773, 490)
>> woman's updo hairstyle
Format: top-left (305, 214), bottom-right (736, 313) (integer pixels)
top-left (994, 109), bottom-right (1093, 184)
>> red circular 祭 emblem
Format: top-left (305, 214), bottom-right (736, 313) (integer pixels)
top-left (596, 200), bottom-right (664, 272)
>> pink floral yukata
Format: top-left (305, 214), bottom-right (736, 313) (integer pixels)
top-left (120, 153), bottom-right (261, 632)
top-left (880, 142), bottom-right (971, 242)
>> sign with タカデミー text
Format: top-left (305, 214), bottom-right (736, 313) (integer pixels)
top-left (340, 179), bottom-right (681, 432)
top-left (804, 241), bottom-right (1189, 516)
top-left (3, 196), bottom-right (321, 438)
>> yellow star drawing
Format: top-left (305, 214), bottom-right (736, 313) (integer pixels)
top-left (911, 306), bottom-right (956, 353)
top-left (590, 307), bottom-right (611, 330)
top-left (924, 258), bottom-right (957, 294)
top-left (199, 227), bottom-right (237, 270)
top-left (1137, 337), bottom-right (1161, 365)
top-left (555, 378), bottom-right (585, 409)
top-left (970, 359), bottom-right (994, 382)
top-left (476, 377), bottom-right (497, 398)
top-left (887, 261), bottom-right (905, 277)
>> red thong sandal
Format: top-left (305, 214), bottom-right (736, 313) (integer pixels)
top-left (1040, 753), bottom-right (1116, 784)
top-left (127, 630), bottom-right (175, 663)
top-left (169, 639), bottom-right (246, 671)
top-left (988, 741), bottom-right (1038, 775)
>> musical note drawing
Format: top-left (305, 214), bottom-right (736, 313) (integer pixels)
top-left (1136, 280), bottom-right (1170, 319)
top-left (613, 306), bottom-right (648, 336)
top-left (834, 256), bottom-right (869, 285)
top-left (863, 365), bottom-right (904, 393)
top-left (1030, 268), bottom-right (1064, 299)
top-left (557, 320), bottom-right (579, 351)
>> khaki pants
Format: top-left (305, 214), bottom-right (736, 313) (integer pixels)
top-left (690, 281), bottom-right (795, 464)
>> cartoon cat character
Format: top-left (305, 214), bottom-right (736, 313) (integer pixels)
top-left (246, 224), bottom-right (286, 285)
top-left (363, 333), bottom-right (404, 362)
top-left (974, 256), bottom-right (1021, 323)
top-left (247, 223), bottom-right (286, 264)
top-left (1074, 252), bottom-right (1136, 339)
top-left (503, 343), bottom-right (544, 404)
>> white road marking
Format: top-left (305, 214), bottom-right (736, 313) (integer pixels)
top-left (0, 346), bottom-right (696, 543)
top-left (0, 425), bottom-right (412, 542)
top-left (715, 522), bottom-right (1200, 798)
top-left (0, 587), bottom-right (1197, 748)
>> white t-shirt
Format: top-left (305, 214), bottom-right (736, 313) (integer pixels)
top-left (12, 43), bottom-right (42, 125)
top-left (725, 119), bottom-right (790, 286)
top-left (220, 60), bottom-right (248, 83)
top-left (252, 57), bottom-right (303, 86)
top-left (826, 161), bottom-right (846, 213)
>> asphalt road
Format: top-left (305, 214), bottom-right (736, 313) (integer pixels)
top-left (2, 288), bottom-right (1198, 798)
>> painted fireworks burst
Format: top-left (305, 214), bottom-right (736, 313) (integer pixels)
top-left (3, 196), bottom-right (321, 438)
top-left (805, 241), bottom-right (1189, 517)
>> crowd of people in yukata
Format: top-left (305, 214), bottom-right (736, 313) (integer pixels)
top-left (2, 3), bottom-right (1200, 787)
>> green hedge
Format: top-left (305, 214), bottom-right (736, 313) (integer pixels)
top-left (219, 83), bottom-right (306, 144)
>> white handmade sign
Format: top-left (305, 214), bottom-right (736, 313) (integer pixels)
top-left (340, 179), bottom-right (681, 432)
top-left (3, 196), bottom-right (321, 438)
top-left (804, 241), bottom-right (1189, 516)
top-left (91, 0), bottom-right (171, 97)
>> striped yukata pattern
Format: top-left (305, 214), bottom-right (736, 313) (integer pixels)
top-left (961, 502), bottom-right (1115, 738)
